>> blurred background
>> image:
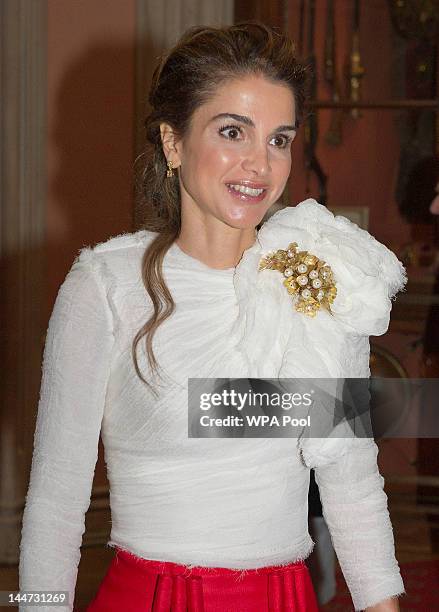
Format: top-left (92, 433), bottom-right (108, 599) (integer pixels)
top-left (1, 0), bottom-right (438, 609)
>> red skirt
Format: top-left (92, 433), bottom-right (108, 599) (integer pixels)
top-left (85, 547), bottom-right (319, 612)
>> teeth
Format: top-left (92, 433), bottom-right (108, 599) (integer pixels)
top-left (228, 184), bottom-right (265, 196)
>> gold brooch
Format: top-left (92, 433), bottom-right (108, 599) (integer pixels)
top-left (259, 242), bottom-right (337, 317)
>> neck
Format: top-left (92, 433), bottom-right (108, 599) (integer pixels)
top-left (177, 217), bottom-right (257, 270)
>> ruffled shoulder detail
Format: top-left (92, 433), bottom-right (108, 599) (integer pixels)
top-left (254, 199), bottom-right (407, 336)
top-left (74, 228), bottom-right (155, 286)
top-left (92, 228), bottom-right (153, 254)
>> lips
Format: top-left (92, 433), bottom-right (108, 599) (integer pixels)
top-left (225, 181), bottom-right (268, 202)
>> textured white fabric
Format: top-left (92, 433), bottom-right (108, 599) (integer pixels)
top-left (19, 199), bottom-right (406, 611)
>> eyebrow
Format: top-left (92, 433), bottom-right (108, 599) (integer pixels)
top-left (209, 112), bottom-right (299, 132)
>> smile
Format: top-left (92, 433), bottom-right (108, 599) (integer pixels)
top-left (226, 183), bottom-right (268, 201)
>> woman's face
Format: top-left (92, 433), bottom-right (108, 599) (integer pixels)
top-left (430, 181), bottom-right (439, 215)
top-left (162, 74), bottom-right (297, 230)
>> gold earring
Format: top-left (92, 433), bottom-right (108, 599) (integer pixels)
top-left (166, 160), bottom-right (175, 178)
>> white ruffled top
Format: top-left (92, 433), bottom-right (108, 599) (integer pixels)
top-left (19, 199), bottom-right (406, 611)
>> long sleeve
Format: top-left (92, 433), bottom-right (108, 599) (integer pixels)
top-left (301, 437), bottom-right (405, 611)
top-left (19, 248), bottom-right (115, 612)
top-left (233, 198), bottom-right (406, 608)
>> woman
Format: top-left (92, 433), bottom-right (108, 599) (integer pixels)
top-left (19, 23), bottom-right (406, 612)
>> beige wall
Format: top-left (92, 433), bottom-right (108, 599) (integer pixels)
top-left (47, 0), bottom-right (136, 316)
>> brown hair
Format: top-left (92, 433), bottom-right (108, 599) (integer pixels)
top-left (132, 21), bottom-right (310, 393)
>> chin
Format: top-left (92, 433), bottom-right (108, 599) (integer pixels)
top-left (235, 222), bottom-right (259, 231)
top-left (225, 207), bottom-right (270, 230)
top-left (223, 216), bottom-right (262, 231)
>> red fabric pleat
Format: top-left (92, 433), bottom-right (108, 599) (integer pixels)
top-left (171, 575), bottom-right (187, 611)
top-left (292, 567), bottom-right (314, 611)
top-left (149, 574), bottom-right (205, 612)
top-left (152, 574), bottom-right (173, 611)
top-left (281, 569), bottom-right (296, 612)
top-left (187, 577), bottom-right (205, 612)
top-left (268, 573), bottom-right (283, 610)
top-left (86, 548), bottom-right (319, 612)
top-left (267, 568), bottom-right (318, 612)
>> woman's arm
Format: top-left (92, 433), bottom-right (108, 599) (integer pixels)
top-left (305, 437), bottom-right (405, 611)
top-left (19, 249), bottom-right (114, 612)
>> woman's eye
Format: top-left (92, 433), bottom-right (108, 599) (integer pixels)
top-left (218, 125), bottom-right (293, 149)
top-left (270, 135), bottom-right (291, 149)
top-left (218, 125), bottom-right (243, 140)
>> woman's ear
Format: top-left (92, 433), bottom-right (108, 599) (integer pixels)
top-left (160, 123), bottom-right (182, 168)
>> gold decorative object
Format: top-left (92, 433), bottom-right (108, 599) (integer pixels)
top-left (166, 160), bottom-right (175, 178)
top-left (259, 242), bottom-right (337, 318)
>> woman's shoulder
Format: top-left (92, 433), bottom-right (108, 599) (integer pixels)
top-left (260, 199), bottom-right (405, 298)
top-left (237, 199), bottom-right (407, 338)
top-left (67, 229), bottom-right (158, 292)
top-left (72, 228), bottom-right (156, 266)
top-left (92, 228), bottom-right (156, 255)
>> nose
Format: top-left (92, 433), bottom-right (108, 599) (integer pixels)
top-left (241, 143), bottom-right (271, 177)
